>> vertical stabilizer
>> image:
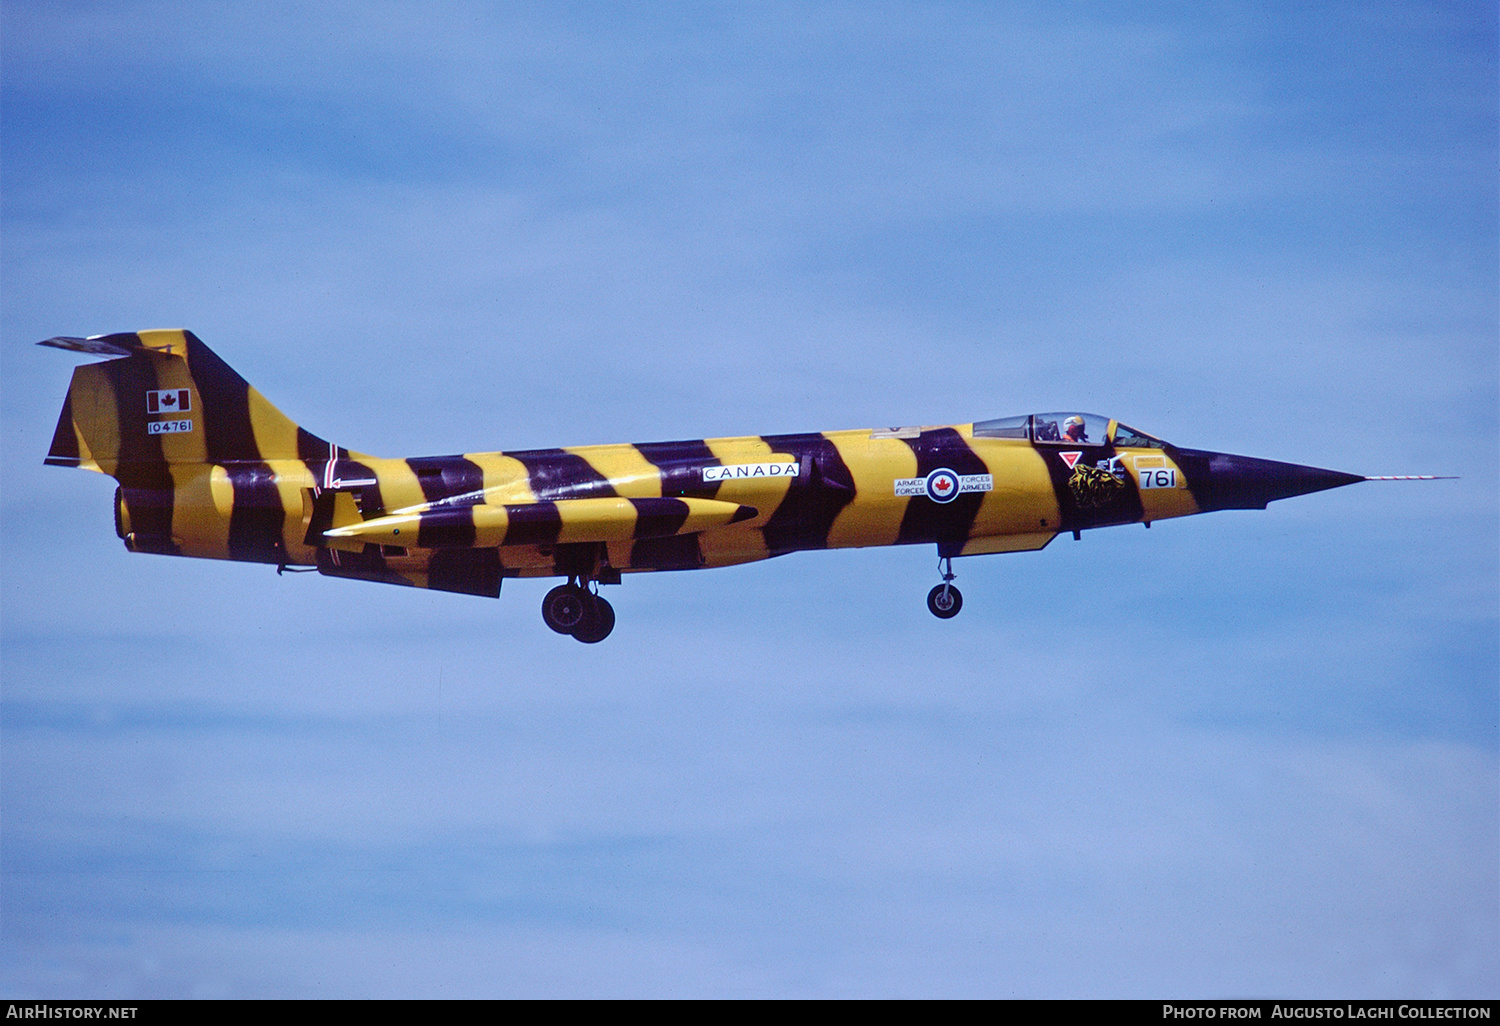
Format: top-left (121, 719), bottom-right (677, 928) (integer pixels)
top-left (42, 330), bottom-right (331, 472)
top-left (41, 330), bottom-right (341, 562)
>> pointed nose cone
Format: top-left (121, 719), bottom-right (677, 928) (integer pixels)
top-left (1170, 448), bottom-right (1364, 511)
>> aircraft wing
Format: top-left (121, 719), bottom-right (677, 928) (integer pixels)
top-left (323, 496), bottom-right (758, 550)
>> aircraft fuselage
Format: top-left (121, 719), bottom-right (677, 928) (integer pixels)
top-left (43, 330), bottom-right (1376, 641)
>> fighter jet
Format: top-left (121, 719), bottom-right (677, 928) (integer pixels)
top-left (41, 330), bottom-right (1442, 642)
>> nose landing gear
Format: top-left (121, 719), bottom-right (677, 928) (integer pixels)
top-left (926, 555), bottom-right (962, 619)
top-left (542, 579), bottom-right (617, 643)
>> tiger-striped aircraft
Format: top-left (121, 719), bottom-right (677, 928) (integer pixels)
top-left (42, 330), bottom-right (1435, 643)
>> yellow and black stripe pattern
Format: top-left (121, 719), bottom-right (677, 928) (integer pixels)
top-left (42, 330), bottom-right (1363, 602)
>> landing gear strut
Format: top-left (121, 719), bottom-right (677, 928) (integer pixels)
top-left (927, 555), bottom-right (962, 619)
top-left (541, 578), bottom-right (616, 643)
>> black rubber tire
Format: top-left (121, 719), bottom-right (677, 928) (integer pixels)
top-left (927, 583), bottom-right (963, 619)
top-left (542, 584), bottom-right (590, 634)
top-left (572, 596), bottom-right (616, 644)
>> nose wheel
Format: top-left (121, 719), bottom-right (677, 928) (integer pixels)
top-left (927, 555), bottom-right (963, 619)
top-left (541, 580), bottom-right (617, 643)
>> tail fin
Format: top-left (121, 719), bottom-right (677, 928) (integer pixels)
top-left (42, 329), bottom-right (332, 475)
top-left (42, 330), bottom-right (345, 561)
top-left (43, 331), bottom-right (501, 595)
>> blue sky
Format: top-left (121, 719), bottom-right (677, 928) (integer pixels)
top-left (2, 1), bottom-right (1496, 997)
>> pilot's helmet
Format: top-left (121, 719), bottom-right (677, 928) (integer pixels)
top-left (1063, 415), bottom-right (1087, 440)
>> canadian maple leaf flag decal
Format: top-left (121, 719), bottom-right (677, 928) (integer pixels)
top-left (147, 389), bottom-right (191, 414)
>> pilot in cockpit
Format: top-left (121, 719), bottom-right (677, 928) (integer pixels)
top-left (1062, 415), bottom-right (1090, 444)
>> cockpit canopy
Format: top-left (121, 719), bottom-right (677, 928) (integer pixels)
top-left (973, 413), bottom-right (1166, 448)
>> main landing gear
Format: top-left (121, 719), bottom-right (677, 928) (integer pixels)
top-left (927, 554), bottom-right (963, 619)
top-left (542, 579), bottom-right (616, 643)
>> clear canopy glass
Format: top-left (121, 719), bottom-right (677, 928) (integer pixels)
top-left (1111, 422), bottom-right (1166, 449)
top-left (974, 413), bottom-right (1167, 447)
top-left (971, 415), bottom-right (1030, 439)
top-left (1031, 412), bottom-right (1109, 445)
